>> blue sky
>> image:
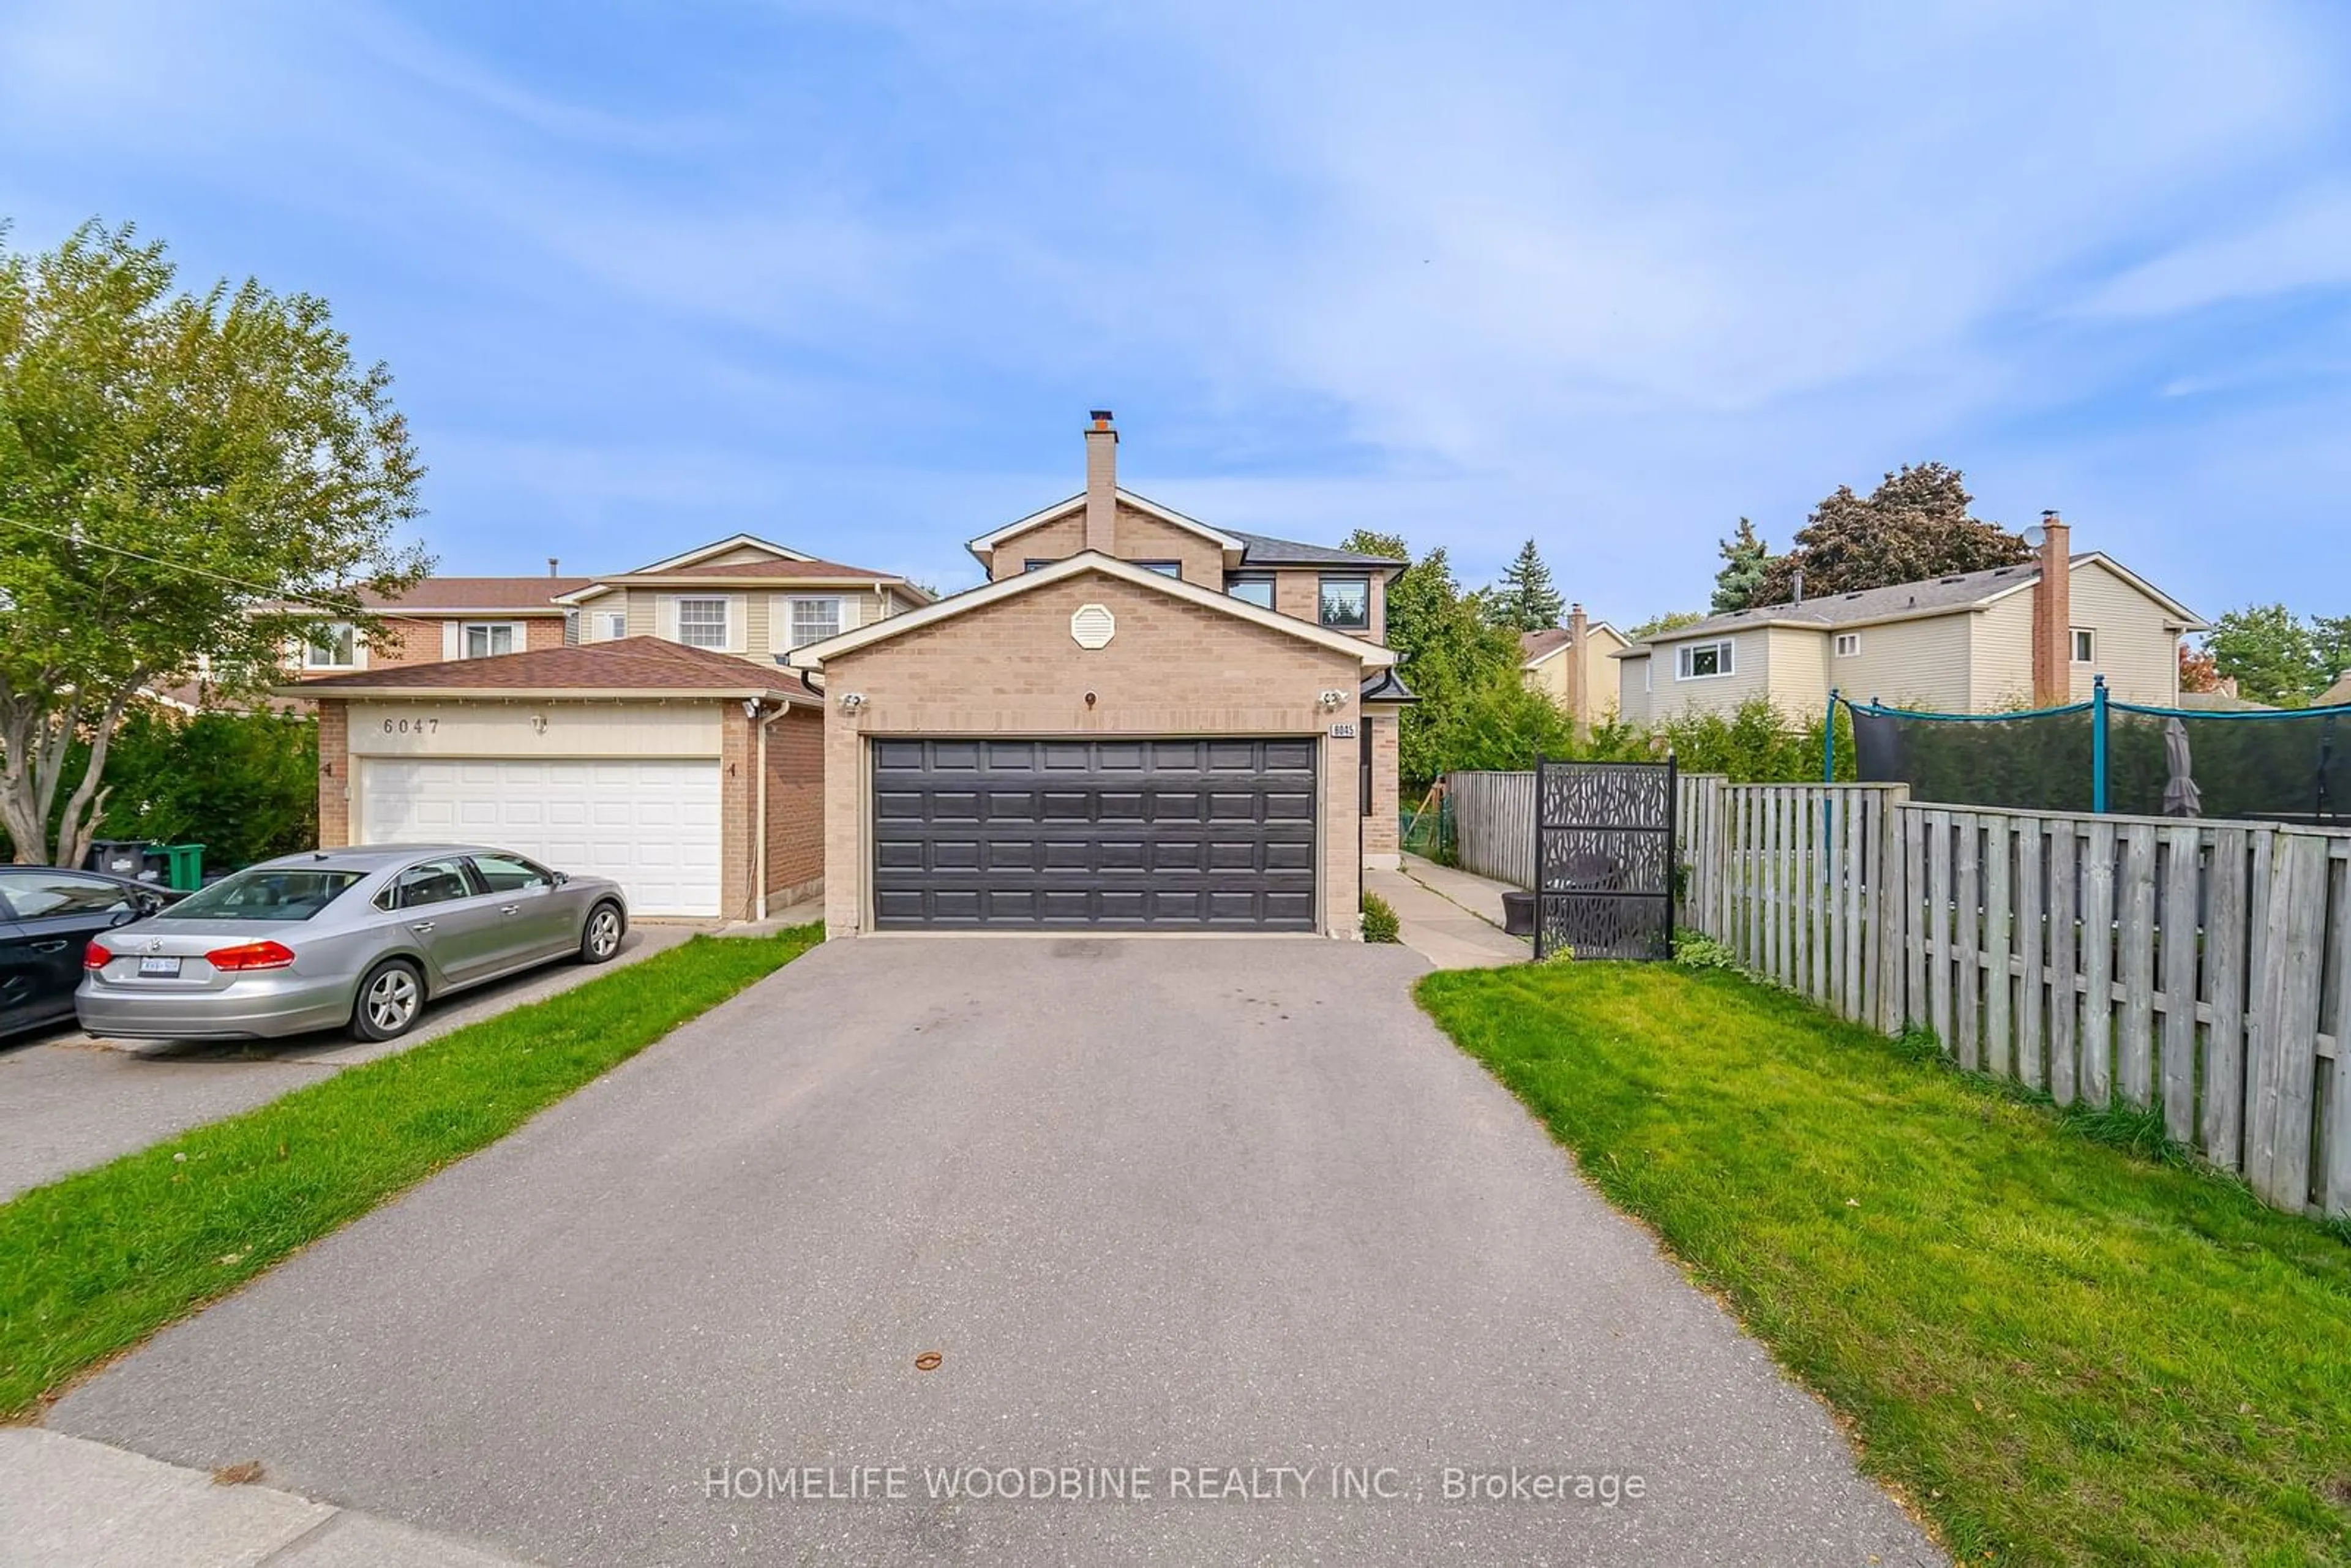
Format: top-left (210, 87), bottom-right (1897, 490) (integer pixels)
top-left (4, 1), bottom-right (2348, 626)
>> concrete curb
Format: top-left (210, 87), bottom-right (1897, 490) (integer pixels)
top-left (0, 1428), bottom-right (537, 1567)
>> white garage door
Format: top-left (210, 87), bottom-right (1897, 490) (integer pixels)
top-left (357, 758), bottom-right (723, 917)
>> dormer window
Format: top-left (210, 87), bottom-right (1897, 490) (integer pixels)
top-left (1228, 576), bottom-right (1275, 610)
top-left (1134, 560), bottom-right (1183, 579)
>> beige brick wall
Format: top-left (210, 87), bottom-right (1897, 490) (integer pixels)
top-left (819, 571), bottom-right (1367, 939)
top-left (986, 503), bottom-right (1226, 587)
top-left (1270, 567), bottom-right (1384, 643)
top-left (1363, 709), bottom-right (1401, 866)
top-left (721, 705), bottom-right (757, 922)
top-left (765, 703), bottom-right (826, 906)
top-left (317, 700), bottom-right (350, 848)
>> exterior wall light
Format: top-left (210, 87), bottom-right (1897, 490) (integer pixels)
top-left (839, 692), bottom-right (867, 713)
top-left (1318, 689), bottom-right (1348, 710)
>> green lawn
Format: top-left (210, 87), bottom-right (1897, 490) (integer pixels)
top-left (1417, 961), bottom-right (2351, 1567)
top-left (0, 927), bottom-right (819, 1420)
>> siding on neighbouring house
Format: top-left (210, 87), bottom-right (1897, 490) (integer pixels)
top-left (1616, 652), bottom-right (1652, 724)
top-left (1646, 628), bottom-right (1771, 718)
top-left (1826, 609), bottom-right (1976, 712)
top-left (2066, 560), bottom-right (2183, 705)
top-left (1968, 591), bottom-right (2036, 710)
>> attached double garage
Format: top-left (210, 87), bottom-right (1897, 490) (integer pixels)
top-left (806, 555), bottom-right (1398, 939)
top-left (302, 641), bottom-right (826, 920)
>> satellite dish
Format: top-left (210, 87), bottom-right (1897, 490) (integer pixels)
top-left (2021, 524), bottom-right (2047, 550)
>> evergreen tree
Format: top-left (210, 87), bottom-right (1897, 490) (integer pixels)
top-left (1488, 538), bottom-right (1565, 631)
top-left (1711, 518), bottom-right (1769, 612)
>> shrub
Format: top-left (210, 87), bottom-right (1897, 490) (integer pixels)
top-left (1360, 892), bottom-right (1401, 943)
top-left (1672, 928), bottom-right (1740, 970)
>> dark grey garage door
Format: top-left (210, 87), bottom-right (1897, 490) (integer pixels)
top-left (872, 738), bottom-right (1318, 929)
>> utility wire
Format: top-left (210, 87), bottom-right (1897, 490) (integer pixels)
top-left (0, 516), bottom-right (380, 615)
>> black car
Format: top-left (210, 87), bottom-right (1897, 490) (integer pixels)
top-left (0, 866), bottom-right (184, 1041)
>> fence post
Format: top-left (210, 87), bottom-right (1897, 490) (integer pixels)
top-left (1824, 691), bottom-right (1839, 783)
top-left (2092, 675), bottom-right (2110, 814)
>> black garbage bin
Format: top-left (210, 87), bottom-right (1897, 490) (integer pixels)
top-left (1501, 890), bottom-right (1534, 937)
top-left (86, 839), bottom-right (154, 879)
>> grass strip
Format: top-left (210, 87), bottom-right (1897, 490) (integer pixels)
top-left (0, 926), bottom-right (820, 1419)
top-left (1417, 961), bottom-right (2351, 1567)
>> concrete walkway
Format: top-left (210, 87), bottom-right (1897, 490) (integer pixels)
top-left (1365, 854), bottom-right (1529, 969)
top-left (0, 1428), bottom-right (535, 1567)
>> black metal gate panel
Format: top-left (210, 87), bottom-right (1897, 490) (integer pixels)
top-left (871, 737), bottom-right (1318, 930)
top-left (1533, 758), bottom-right (1676, 960)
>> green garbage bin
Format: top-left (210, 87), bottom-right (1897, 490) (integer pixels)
top-left (153, 843), bottom-right (205, 892)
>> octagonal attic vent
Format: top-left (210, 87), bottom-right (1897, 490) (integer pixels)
top-left (1070, 603), bottom-right (1116, 649)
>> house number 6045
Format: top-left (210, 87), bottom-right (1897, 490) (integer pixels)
top-left (382, 718), bottom-right (438, 735)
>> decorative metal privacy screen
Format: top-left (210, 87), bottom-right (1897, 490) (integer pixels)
top-left (1532, 758), bottom-right (1677, 961)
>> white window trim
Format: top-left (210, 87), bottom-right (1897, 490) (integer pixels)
top-left (459, 620), bottom-right (524, 659)
top-left (301, 621), bottom-right (360, 670)
top-left (1834, 632), bottom-right (1861, 658)
top-left (599, 610), bottom-right (628, 642)
top-left (672, 596), bottom-right (733, 652)
top-left (2071, 626), bottom-right (2096, 664)
top-left (778, 595), bottom-right (846, 655)
top-left (1676, 638), bottom-right (1736, 681)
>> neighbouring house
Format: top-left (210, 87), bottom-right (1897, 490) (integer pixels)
top-left (285, 571), bottom-right (593, 675)
top-left (1612, 517), bottom-right (2206, 722)
top-left (553, 534), bottom-right (931, 664)
top-left (291, 639), bottom-right (824, 921)
top-left (1519, 606), bottom-right (1627, 736)
top-left (2319, 672), bottom-right (2351, 708)
top-left (795, 411), bottom-right (1412, 940)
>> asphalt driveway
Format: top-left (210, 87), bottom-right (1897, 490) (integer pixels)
top-left (0, 925), bottom-right (691, 1202)
top-left (50, 937), bottom-right (1937, 1566)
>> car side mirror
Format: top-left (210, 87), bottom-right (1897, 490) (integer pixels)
top-left (552, 871), bottom-right (571, 886)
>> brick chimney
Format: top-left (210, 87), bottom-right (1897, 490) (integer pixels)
top-left (1567, 602), bottom-right (1591, 741)
top-left (2030, 509), bottom-right (2072, 707)
top-left (1084, 410), bottom-right (1117, 555)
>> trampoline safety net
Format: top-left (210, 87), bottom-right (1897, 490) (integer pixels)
top-left (1849, 700), bottom-right (2349, 826)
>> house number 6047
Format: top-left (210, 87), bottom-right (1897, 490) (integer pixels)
top-left (382, 718), bottom-right (438, 735)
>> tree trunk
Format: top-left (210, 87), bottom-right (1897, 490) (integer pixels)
top-left (54, 690), bottom-right (137, 869)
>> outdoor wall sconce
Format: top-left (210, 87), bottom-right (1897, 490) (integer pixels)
top-left (839, 692), bottom-right (867, 713)
top-left (531, 713), bottom-right (549, 733)
top-left (1318, 689), bottom-right (1348, 711)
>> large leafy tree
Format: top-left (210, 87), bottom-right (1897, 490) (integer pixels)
top-left (2204, 604), bottom-right (2325, 707)
top-left (0, 221), bottom-right (429, 865)
top-left (1485, 538), bottom-right (1565, 631)
top-left (1343, 530), bottom-right (1562, 787)
top-left (1710, 517), bottom-right (1769, 612)
top-left (1752, 462), bottom-right (2028, 605)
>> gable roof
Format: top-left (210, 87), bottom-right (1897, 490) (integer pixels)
top-left (359, 576), bottom-right (591, 612)
top-left (1519, 623), bottom-right (1627, 667)
top-left (967, 487), bottom-right (1243, 566)
top-left (279, 636), bottom-right (813, 702)
top-left (630, 533), bottom-right (814, 572)
top-left (1621, 552), bottom-right (2203, 650)
top-left (793, 550), bottom-right (1396, 669)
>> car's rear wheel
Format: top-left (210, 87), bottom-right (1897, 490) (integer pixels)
top-left (351, 958), bottom-right (425, 1042)
top-left (580, 901), bottom-right (625, 964)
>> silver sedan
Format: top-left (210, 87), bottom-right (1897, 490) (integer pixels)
top-left (76, 845), bottom-right (629, 1043)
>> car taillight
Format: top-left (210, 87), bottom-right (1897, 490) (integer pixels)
top-left (84, 941), bottom-right (113, 970)
top-left (206, 940), bottom-right (296, 972)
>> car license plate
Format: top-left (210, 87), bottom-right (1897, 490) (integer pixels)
top-left (138, 956), bottom-right (181, 977)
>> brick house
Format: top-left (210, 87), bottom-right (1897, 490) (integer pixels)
top-left (796, 412), bottom-right (1413, 940)
top-left (296, 639), bottom-right (823, 921)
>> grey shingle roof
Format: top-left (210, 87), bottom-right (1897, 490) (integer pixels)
top-left (1228, 530), bottom-right (1406, 569)
top-left (1632, 558), bottom-right (2061, 646)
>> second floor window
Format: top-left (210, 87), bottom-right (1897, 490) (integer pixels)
top-left (600, 612), bottom-right (627, 641)
top-left (304, 622), bottom-right (357, 668)
top-left (2072, 628), bottom-right (2096, 664)
top-left (1677, 639), bottom-right (1735, 680)
top-left (462, 623), bottom-right (517, 659)
top-left (1135, 561), bottom-right (1182, 579)
top-left (1319, 577), bottom-right (1370, 631)
top-left (789, 598), bottom-right (842, 648)
top-left (1228, 576), bottom-right (1275, 609)
top-left (677, 598), bottom-right (729, 650)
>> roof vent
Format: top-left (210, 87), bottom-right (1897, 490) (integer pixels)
top-left (1843, 591), bottom-right (1862, 600)
top-left (1939, 574), bottom-right (1967, 584)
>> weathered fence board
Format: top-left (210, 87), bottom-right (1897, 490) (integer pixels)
top-left (1450, 766), bottom-right (2350, 1223)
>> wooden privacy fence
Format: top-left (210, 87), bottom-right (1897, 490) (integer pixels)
top-left (1674, 773), bottom-right (2351, 1220)
top-left (1447, 770), bottom-right (1537, 885)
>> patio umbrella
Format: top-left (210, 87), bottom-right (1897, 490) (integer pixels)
top-left (2161, 716), bottom-right (2203, 818)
